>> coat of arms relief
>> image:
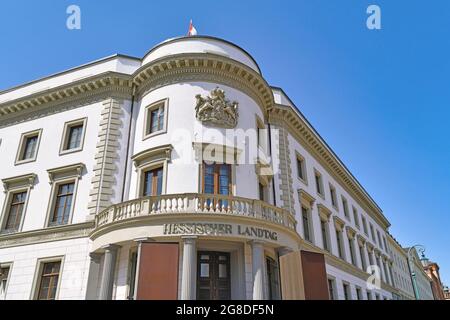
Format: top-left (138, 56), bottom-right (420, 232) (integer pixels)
top-left (195, 87), bottom-right (239, 128)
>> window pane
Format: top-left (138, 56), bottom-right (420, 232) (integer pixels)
top-left (4, 191), bottom-right (27, 232)
top-left (218, 264), bottom-right (227, 278)
top-left (23, 135), bottom-right (38, 160)
top-left (67, 124), bottom-right (83, 150)
top-left (200, 263), bottom-right (209, 277)
top-left (51, 183), bottom-right (74, 225)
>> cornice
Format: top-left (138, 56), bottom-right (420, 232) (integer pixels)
top-left (133, 53), bottom-right (273, 115)
top-left (269, 104), bottom-right (390, 230)
top-left (0, 72), bottom-right (133, 128)
top-left (0, 222), bottom-right (93, 248)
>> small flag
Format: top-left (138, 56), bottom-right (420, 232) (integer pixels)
top-left (187, 19), bottom-right (197, 36)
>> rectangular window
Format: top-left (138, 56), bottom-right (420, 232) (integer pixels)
top-left (16, 129), bottom-right (42, 164)
top-left (367, 291), bottom-right (372, 300)
top-left (60, 118), bottom-right (87, 154)
top-left (327, 278), bottom-right (335, 300)
top-left (377, 231), bottom-right (383, 249)
top-left (49, 182), bottom-right (74, 226)
top-left (23, 135), bottom-right (38, 160)
top-left (336, 230), bottom-right (343, 259)
top-left (329, 184), bottom-right (337, 208)
top-left (143, 167), bottom-right (163, 196)
top-left (348, 236), bottom-right (355, 266)
top-left (67, 124), bottom-right (83, 149)
top-left (202, 163), bottom-right (231, 196)
top-left (362, 216), bottom-right (368, 235)
top-left (356, 287), bottom-right (362, 300)
top-left (0, 265), bottom-right (11, 297)
top-left (296, 156), bottom-right (306, 182)
top-left (343, 283), bottom-right (351, 300)
top-left (36, 261), bottom-right (61, 300)
top-left (144, 101), bottom-right (167, 138)
top-left (302, 206), bottom-right (311, 243)
top-left (321, 220), bottom-right (329, 251)
top-left (370, 224), bottom-right (375, 241)
top-left (341, 196), bottom-right (349, 218)
top-left (383, 237), bottom-right (387, 252)
top-left (353, 207), bottom-right (360, 229)
top-left (359, 245), bottom-right (367, 271)
top-left (314, 170), bottom-right (324, 196)
top-left (375, 293), bottom-right (380, 300)
top-left (2, 191), bottom-right (27, 233)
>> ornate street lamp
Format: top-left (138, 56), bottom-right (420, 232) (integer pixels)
top-left (407, 245), bottom-right (425, 300)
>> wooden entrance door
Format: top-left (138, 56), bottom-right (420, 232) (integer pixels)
top-left (197, 251), bottom-right (231, 300)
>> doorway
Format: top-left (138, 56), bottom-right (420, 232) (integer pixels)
top-left (197, 251), bottom-right (231, 300)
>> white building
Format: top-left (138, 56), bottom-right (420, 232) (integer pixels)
top-left (0, 36), bottom-right (399, 300)
top-left (387, 234), bottom-right (415, 300)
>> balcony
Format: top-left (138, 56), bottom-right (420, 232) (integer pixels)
top-left (94, 193), bottom-right (297, 231)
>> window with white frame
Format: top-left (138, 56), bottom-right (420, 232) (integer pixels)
top-left (132, 145), bottom-right (172, 199)
top-left (0, 173), bottom-right (35, 234)
top-left (327, 278), bottom-right (336, 300)
top-left (296, 154), bottom-right (307, 183)
top-left (355, 286), bottom-right (362, 300)
top-left (301, 206), bottom-right (312, 243)
top-left (362, 215), bottom-right (368, 235)
top-left (341, 196), bottom-right (349, 219)
top-left (33, 259), bottom-right (63, 300)
top-left (143, 99), bottom-right (168, 139)
top-left (15, 129), bottom-right (42, 164)
top-left (314, 170), bottom-right (324, 197)
top-left (0, 263), bottom-right (11, 299)
top-left (46, 164), bottom-right (84, 227)
top-left (60, 118), bottom-right (87, 154)
top-left (343, 282), bottom-right (351, 300)
top-left (329, 184), bottom-right (337, 208)
top-left (352, 207), bottom-right (360, 229)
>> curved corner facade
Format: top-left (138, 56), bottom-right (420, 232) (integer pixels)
top-left (0, 36), bottom-right (433, 300)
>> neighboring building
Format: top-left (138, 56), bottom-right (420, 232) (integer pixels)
top-left (387, 234), bottom-right (415, 300)
top-left (443, 286), bottom-right (450, 300)
top-left (0, 35), bottom-right (419, 300)
top-left (405, 247), bottom-right (434, 300)
top-left (421, 256), bottom-right (446, 300)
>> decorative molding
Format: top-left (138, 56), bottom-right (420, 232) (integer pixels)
top-left (0, 222), bottom-right (93, 248)
top-left (317, 203), bottom-right (332, 222)
top-left (2, 173), bottom-right (37, 193)
top-left (195, 87), bottom-right (239, 128)
top-left (345, 225), bottom-right (357, 239)
top-left (192, 141), bottom-right (242, 164)
top-left (47, 163), bottom-right (85, 184)
top-left (270, 119), bottom-right (295, 214)
top-left (298, 188), bottom-right (315, 208)
top-left (133, 53), bottom-right (273, 115)
top-left (0, 72), bottom-right (133, 127)
top-left (269, 105), bottom-right (390, 230)
top-left (333, 215), bottom-right (345, 231)
top-left (87, 98), bottom-right (124, 216)
top-left (131, 144), bottom-right (173, 168)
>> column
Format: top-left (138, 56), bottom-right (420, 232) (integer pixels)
top-left (363, 246), bottom-right (371, 273)
top-left (85, 253), bottom-right (101, 299)
top-left (99, 244), bottom-right (120, 300)
top-left (180, 236), bottom-right (197, 300)
top-left (252, 240), bottom-right (265, 300)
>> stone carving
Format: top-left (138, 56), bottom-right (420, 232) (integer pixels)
top-left (195, 87), bottom-right (239, 128)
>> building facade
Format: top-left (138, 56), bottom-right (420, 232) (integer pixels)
top-left (387, 234), bottom-right (415, 300)
top-left (405, 248), bottom-right (434, 300)
top-left (0, 36), bottom-right (419, 300)
top-left (421, 257), bottom-right (446, 300)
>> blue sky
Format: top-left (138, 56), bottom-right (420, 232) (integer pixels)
top-left (1, 1), bottom-right (449, 286)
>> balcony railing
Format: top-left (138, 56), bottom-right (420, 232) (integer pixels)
top-left (95, 193), bottom-right (297, 231)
